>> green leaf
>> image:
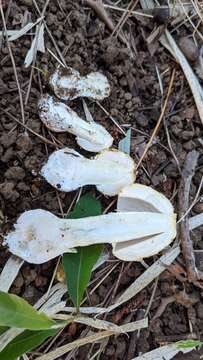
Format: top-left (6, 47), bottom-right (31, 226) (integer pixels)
top-left (0, 326), bottom-right (8, 336)
top-left (0, 329), bottom-right (58, 360)
top-left (63, 194), bottom-right (103, 309)
top-left (118, 128), bottom-right (131, 154)
top-left (176, 339), bottom-right (203, 349)
top-left (67, 194), bottom-right (102, 219)
top-left (0, 291), bottom-right (55, 330)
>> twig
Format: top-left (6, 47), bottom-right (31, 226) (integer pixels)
top-left (178, 150), bottom-right (203, 282)
top-left (111, 0), bottom-right (139, 39)
top-left (82, 0), bottom-right (126, 44)
top-left (151, 295), bottom-right (175, 322)
top-left (0, 3), bottom-right (25, 124)
top-left (136, 68), bottom-right (176, 171)
top-left (178, 175), bottom-right (203, 223)
top-left (96, 101), bottom-right (126, 135)
top-left (0, 107), bottom-right (59, 148)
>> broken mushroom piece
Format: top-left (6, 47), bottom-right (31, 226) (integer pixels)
top-left (4, 208), bottom-right (176, 264)
top-left (49, 67), bottom-right (110, 101)
top-left (41, 148), bottom-right (135, 196)
top-left (38, 94), bottom-right (113, 152)
top-left (112, 184), bottom-right (177, 261)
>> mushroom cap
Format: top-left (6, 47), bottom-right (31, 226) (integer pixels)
top-left (49, 67), bottom-right (110, 101)
top-left (113, 184), bottom-right (177, 261)
top-left (4, 209), bottom-right (76, 264)
top-left (117, 183), bottom-right (174, 214)
top-left (41, 148), bottom-right (136, 196)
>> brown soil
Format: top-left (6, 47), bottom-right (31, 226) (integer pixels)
top-left (0, 1), bottom-right (203, 359)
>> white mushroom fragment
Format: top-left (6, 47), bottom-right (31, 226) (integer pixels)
top-left (41, 148), bottom-right (136, 196)
top-left (49, 67), bottom-right (110, 101)
top-left (112, 184), bottom-right (177, 261)
top-left (38, 94), bottom-right (113, 152)
top-left (4, 208), bottom-right (176, 264)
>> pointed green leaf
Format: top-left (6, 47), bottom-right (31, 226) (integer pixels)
top-left (63, 194), bottom-right (103, 309)
top-left (0, 326), bottom-right (8, 336)
top-left (67, 194), bottom-right (102, 219)
top-left (0, 329), bottom-right (58, 360)
top-left (176, 340), bottom-right (203, 349)
top-left (0, 291), bottom-right (55, 330)
top-left (118, 128), bottom-right (131, 154)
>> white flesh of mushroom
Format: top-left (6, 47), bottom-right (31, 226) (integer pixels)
top-left (41, 148), bottom-right (136, 196)
top-left (113, 184), bottom-right (177, 261)
top-left (4, 209), bottom-right (176, 264)
top-left (49, 67), bottom-right (110, 101)
top-left (38, 94), bottom-right (113, 152)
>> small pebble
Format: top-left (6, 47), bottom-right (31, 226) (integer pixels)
top-left (125, 92), bottom-right (132, 101)
top-left (153, 6), bottom-right (170, 25)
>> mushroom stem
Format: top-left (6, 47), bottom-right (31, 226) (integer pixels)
top-left (38, 95), bottom-right (113, 152)
top-left (4, 209), bottom-right (176, 264)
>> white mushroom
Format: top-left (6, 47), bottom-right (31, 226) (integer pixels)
top-left (41, 148), bottom-right (136, 196)
top-left (112, 184), bottom-right (177, 261)
top-left (38, 94), bottom-right (113, 152)
top-left (49, 67), bottom-right (110, 101)
top-left (4, 208), bottom-right (176, 264)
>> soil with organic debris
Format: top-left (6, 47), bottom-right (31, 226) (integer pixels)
top-left (0, 0), bottom-right (203, 359)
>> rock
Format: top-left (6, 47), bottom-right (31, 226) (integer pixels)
top-left (16, 133), bottom-right (33, 154)
top-left (5, 166), bottom-right (25, 181)
top-left (124, 92), bottom-right (133, 101)
top-left (19, 0), bottom-right (32, 6)
top-left (179, 37), bottom-right (199, 62)
top-left (23, 286), bottom-right (42, 305)
top-left (153, 6), bottom-right (170, 25)
top-left (0, 131), bottom-right (17, 148)
top-left (136, 113), bottom-right (149, 128)
top-left (115, 338), bottom-right (126, 359)
top-left (1, 147), bottom-right (14, 162)
top-left (0, 182), bottom-right (19, 202)
top-left (196, 302), bottom-right (203, 320)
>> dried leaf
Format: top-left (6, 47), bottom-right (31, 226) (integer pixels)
top-left (36, 319), bottom-right (148, 360)
top-left (0, 256), bottom-right (24, 292)
top-left (132, 342), bottom-right (195, 360)
top-left (8, 17), bottom-right (43, 41)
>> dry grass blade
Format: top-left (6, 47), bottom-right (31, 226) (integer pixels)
top-left (0, 328), bottom-right (23, 352)
top-left (8, 17), bottom-right (43, 41)
top-left (103, 246), bottom-right (180, 313)
top-left (53, 315), bottom-right (148, 333)
top-left (0, 255), bottom-right (24, 292)
top-left (189, 214), bottom-right (203, 230)
top-left (62, 248), bottom-right (180, 315)
top-left (0, 283), bottom-right (67, 351)
top-left (24, 23), bottom-right (45, 67)
top-left (161, 30), bottom-right (203, 124)
top-left (36, 319), bottom-right (148, 360)
top-left (132, 342), bottom-right (195, 359)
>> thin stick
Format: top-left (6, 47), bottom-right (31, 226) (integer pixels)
top-left (178, 175), bottom-right (203, 223)
top-left (178, 150), bottom-right (203, 282)
top-left (136, 69), bottom-right (176, 171)
top-left (0, 107), bottom-right (59, 148)
top-left (96, 101), bottom-right (126, 135)
top-left (0, 4), bottom-right (25, 124)
top-left (82, 0), bottom-right (126, 44)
